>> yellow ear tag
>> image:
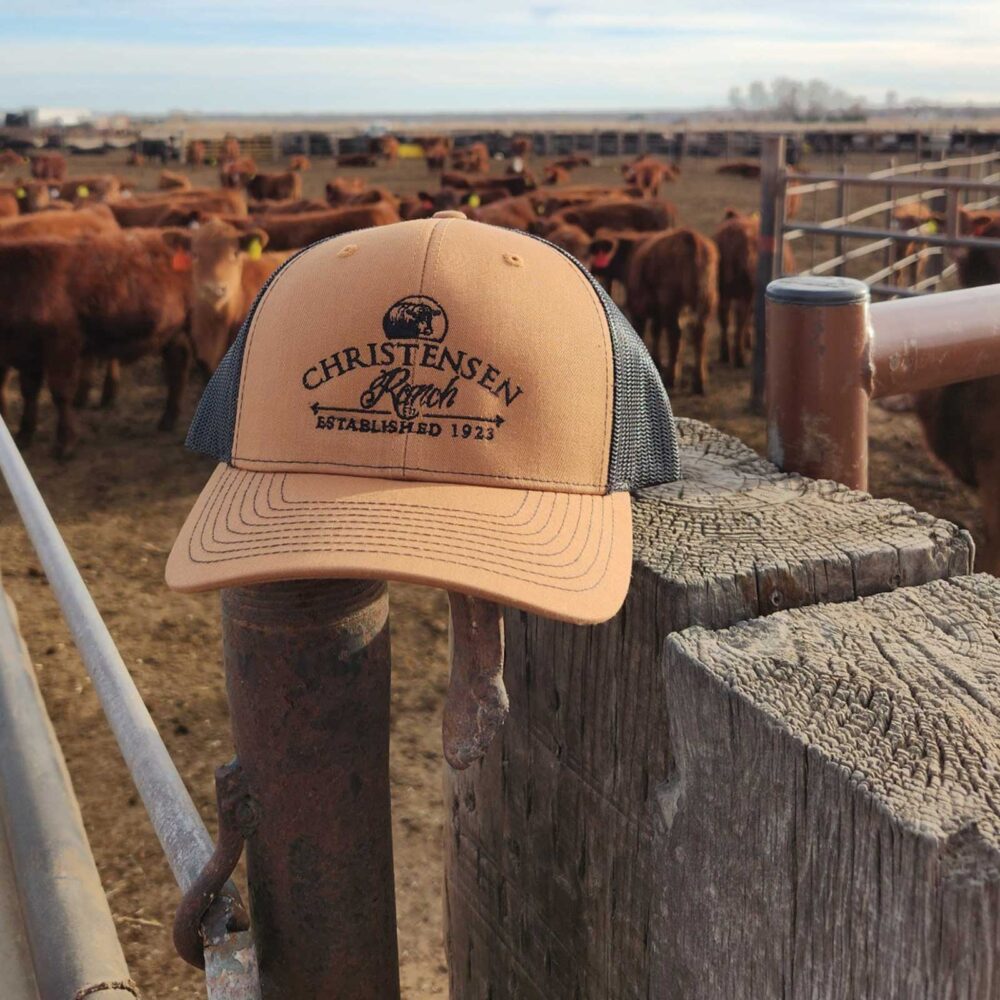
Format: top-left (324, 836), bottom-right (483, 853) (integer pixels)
top-left (752, 210), bottom-right (760, 220)
top-left (467, 193), bottom-right (481, 208)
top-left (924, 219), bottom-right (938, 235)
top-left (15, 187), bottom-right (25, 198)
top-left (246, 237), bottom-right (263, 261)
top-left (76, 185), bottom-right (89, 199)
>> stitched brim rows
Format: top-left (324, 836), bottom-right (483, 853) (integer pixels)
top-left (165, 464), bottom-right (633, 624)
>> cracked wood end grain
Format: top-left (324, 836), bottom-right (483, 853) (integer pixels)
top-left (659, 573), bottom-right (1000, 999)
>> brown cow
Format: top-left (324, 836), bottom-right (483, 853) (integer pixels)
top-left (915, 217), bottom-right (1000, 573)
top-left (0, 150), bottom-right (26, 173)
top-left (713, 209), bottom-right (796, 368)
top-left (0, 204), bottom-right (118, 241)
top-left (246, 171), bottom-right (302, 202)
top-left (625, 228), bottom-right (719, 394)
top-left (378, 136), bottom-right (400, 162)
top-left (545, 223), bottom-right (592, 262)
top-left (470, 195), bottom-right (540, 232)
top-left (451, 143), bottom-right (490, 174)
top-left (547, 198), bottom-right (676, 236)
top-left (0, 230), bottom-right (193, 454)
top-left (325, 176), bottom-right (368, 204)
top-left (30, 153), bottom-right (67, 181)
top-left (622, 156), bottom-right (677, 198)
top-left (219, 136), bottom-right (241, 164)
top-left (586, 228), bottom-right (650, 296)
top-left (220, 157), bottom-right (258, 189)
top-left (254, 201), bottom-right (400, 251)
top-left (54, 175), bottom-right (123, 203)
top-left (425, 141), bottom-right (449, 171)
top-left (288, 154), bottom-right (312, 171)
top-left (159, 169), bottom-right (192, 191)
top-left (716, 160), bottom-right (761, 178)
top-left (250, 197), bottom-right (328, 215)
top-left (337, 153), bottom-right (378, 168)
top-left (511, 136), bottom-right (533, 159)
top-left (162, 219), bottom-right (291, 371)
top-left (186, 140), bottom-right (206, 167)
top-left (108, 189), bottom-right (247, 227)
top-left (0, 192), bottom-right (16, 218)
top-left (6, 180), bottom-right (52, 213)
top-left (544, 164), bottom-right (571, 185)
top-left (551, 154), bottom-right (591, 170)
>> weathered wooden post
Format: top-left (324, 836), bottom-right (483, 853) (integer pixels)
top-left (445, 418), bottom-right (974, 998)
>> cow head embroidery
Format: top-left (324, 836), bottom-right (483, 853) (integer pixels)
top-left (382, 295), bottom-right (448, 343)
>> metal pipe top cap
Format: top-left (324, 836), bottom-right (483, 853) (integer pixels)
top-left (766, 275), bottom-right (870, 306)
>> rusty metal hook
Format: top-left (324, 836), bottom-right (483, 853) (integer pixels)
top-left (443, 593), bottom-right (507, 770)
top-left (173, 759), bottom-right (257, 969)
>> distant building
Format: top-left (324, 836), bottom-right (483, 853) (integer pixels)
top-left (19, 107), bottom-right (93, 127)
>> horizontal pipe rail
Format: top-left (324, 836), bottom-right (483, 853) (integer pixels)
top-left (0, 419), bottom-right (259, 999)
top-left (787, 172), bottom-right (1000, 194)
top-left (870, 282), bottom-right (1000, 397)
top-left (787, 221), bottom-right (1000, 251)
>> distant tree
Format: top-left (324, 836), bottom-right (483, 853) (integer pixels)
top-left (728, 77), bottom-right (866, 121)
top-left (885, 89), bottom-right (898, 109)
top-left (747, 80), bottom-right (769, 111)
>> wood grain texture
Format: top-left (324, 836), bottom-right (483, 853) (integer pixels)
top-left (445, 418), bottom-right (975, 1000)
top-left (660, 573), bottom-right (1000, 1000)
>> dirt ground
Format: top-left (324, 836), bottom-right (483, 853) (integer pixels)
top-left (0, 150), bottom-right (984, 998)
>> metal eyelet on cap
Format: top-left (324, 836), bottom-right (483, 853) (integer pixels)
top-left (337, 244), bottom-right (359, 258)
top-left (502, 252), bottom-right (524, 267)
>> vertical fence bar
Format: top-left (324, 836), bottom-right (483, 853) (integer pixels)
top-left (221, 579), bottom-right (400, 1000)
top-left (765, 276), bottom-right (872, 490)
top-left (751, 134), bottom-right (786, 411)
top-left (834, 165), bottom-right (847, 276)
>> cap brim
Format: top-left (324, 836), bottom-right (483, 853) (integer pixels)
top-left (166, 464), bottom-right (632, 625)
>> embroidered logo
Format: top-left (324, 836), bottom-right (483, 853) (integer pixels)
top-left (382, 295), bottom-right (448, 343)
top-left (302, 294), bottom-right (521, 441)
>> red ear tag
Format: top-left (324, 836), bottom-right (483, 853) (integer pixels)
top-left (591, 251), bottom-right (612, 269)
top-left (172, 249), bottom-right (192, 272)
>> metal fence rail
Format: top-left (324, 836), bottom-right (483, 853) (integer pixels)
top-left (752, 136), bottom-right (1000, 407)
top-left (0, 418), bottom-right (260, 1000)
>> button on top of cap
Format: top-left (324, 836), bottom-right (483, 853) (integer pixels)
top-left (432, 210), bottom-right (467, 220)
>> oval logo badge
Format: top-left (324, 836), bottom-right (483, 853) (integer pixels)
top-left (382, 295), bottom-right (448, 343)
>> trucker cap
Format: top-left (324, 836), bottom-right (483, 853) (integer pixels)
top-left (166, 214), bottom-right (679, 624)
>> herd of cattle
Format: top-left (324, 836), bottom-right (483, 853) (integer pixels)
top-left (0, 137), bottom-right (997, 571)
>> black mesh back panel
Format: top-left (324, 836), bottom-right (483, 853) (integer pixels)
top-left (187, 228), bottom-right (682, 491)
top-left (528, 235), bottom-right (681, 490)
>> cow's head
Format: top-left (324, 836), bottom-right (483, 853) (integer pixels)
top-left (382, 295), bottom-right (447, 342)
top-left (163, 220), bottom-right (270, 372)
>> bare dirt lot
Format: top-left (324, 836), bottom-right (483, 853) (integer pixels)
top-left (0, 151), bottom-right (983, 998)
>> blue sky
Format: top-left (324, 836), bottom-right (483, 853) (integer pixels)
top-left (1, 1), bottom-right (996, 113)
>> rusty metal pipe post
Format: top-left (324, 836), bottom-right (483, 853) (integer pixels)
top-left (765, 276), bottom-right (872, 491)
top-left (221, 579), bottom-right (399, 1000)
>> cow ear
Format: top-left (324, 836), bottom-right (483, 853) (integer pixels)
top-left (239, 228), bottom-right (269, 254)
top-left (161, 228), bottom-right (193, 251)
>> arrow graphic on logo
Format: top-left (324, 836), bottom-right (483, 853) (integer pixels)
top-left (311, 402), bottom-right (391, 415)
top-left (311, 401), bottom-right (504, 426)
top-left (426, 413), bottom-right (505, 426)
